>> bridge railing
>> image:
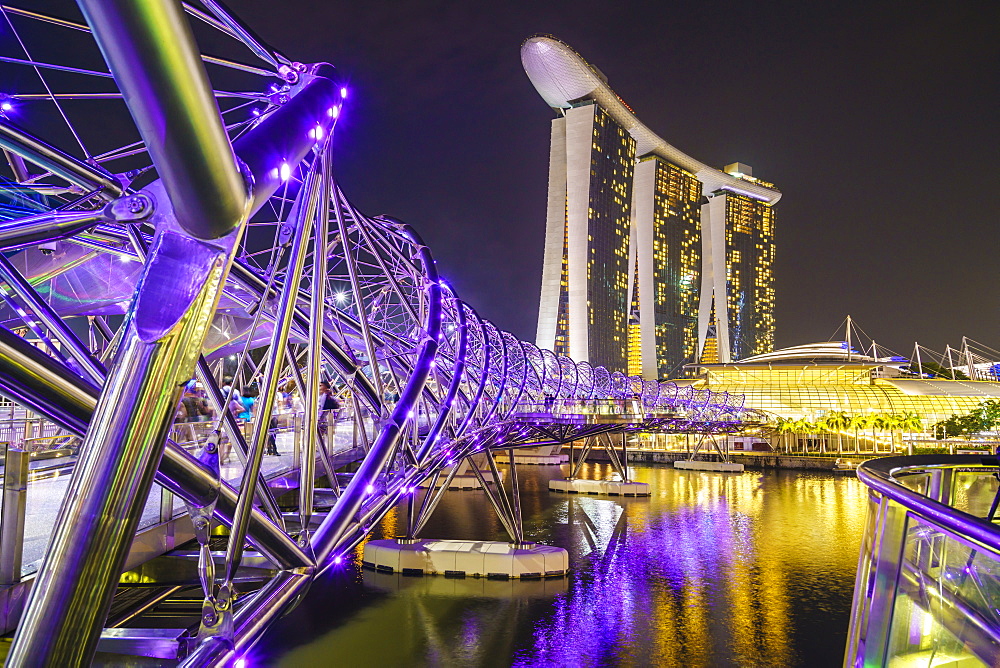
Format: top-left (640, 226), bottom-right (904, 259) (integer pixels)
top-left (0, 406), bottom-right (366, 588)
top-left (509, 396), bottom-right (752, 420)
top-left (512, 398), bottom-right (648, 416)
top-left (848, 455), bottom-right (1000, 666)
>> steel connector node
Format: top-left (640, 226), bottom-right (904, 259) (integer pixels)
top-left (104, 192), bottom-right (155, 223)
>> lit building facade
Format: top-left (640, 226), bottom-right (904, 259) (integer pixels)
top-left (632, 155), bottom-right (703, 378)
top-left (699, 163), bottom-right (777, 363)
top-left (524, 35), bottom-right (781, 377)
top-left (537, 100), bottom-right (635, 370)
top-left (687, 342), bottom-right (1000, 425)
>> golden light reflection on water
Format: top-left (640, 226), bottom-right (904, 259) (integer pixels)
top-left (263, 464), bottom-right (868, 667)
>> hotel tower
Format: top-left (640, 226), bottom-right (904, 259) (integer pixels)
top-left (523, 35), bottom-right (781, 377)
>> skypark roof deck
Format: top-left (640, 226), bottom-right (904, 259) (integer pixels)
top-left (521, 35), bottom-right (782, 203)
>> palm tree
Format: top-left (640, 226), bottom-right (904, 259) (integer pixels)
top-left (792, 417), bottom-right (815, 453)
top-left (884, 414), bottom-right (903, 453)
top-left (897, 411), bottom-right (923, 455)
top-left (771, 417), bottom-right (788, 451)
top-left (850, 414), bottom-right (871, 453)
top-left (775, 417), bottom-right (795, 453)
top-left (815, 415), bottom-right (831, 454)
top-left (871, 413), bottom-right (897, 454)
top-left (835, 411), bottom-right (851, 454)
top-left (825, 411), bottom-right (850, 455)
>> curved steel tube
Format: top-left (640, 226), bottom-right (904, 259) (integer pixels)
top-left (858, 455), bottom-right (1000, 552)
top-left (78, 0), bottom-right (248, 239)
top-left (0, 5), bottom-right (755, 663)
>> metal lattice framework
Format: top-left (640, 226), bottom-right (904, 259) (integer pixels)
top-left (0, 2), bottom-right (755, 664)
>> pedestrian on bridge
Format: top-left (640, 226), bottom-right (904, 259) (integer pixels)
top-left (319, 380), bottom-right (341, 443)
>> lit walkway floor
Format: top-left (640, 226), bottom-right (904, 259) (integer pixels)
top-left (5, 418), bottom-right (358, 579)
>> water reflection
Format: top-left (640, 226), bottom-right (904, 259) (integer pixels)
top-left (258, 464), bottom-right (866, 667)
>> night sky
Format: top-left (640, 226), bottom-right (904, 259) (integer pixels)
top-left (44, 2), bottom-right (1000, 356)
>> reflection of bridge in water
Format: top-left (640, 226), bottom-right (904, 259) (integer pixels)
top-left (0, 3), bottom-right (762, 665)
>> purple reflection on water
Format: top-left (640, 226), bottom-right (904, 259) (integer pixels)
top-left (256, 465), bottom-right (864, 666)
top-left (512, 495), bottom-right (744, 666)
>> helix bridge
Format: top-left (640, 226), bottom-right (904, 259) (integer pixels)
top-left (0, 2), bottom-right (761, 664)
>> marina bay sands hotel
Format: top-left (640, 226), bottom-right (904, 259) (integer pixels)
top-left (524, 35), bottom-right (781, 379)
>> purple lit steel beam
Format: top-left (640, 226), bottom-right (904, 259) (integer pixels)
top-left (417, 288), bottom-right (469, 461)
top-left (7, 1), bottom-right (338, 663)
top-left (0, 209), bottom-right (106, 250)
top-left (330, 188), bottom-right (388, 405)
top-left (74, 0), bottom-right (246, 240)
top-left (456, 307), bottom-right (493, 433)
top-left (301, 151), bottom-right (332, 537)
top-left (311, 224), bottom-right (443, 564)
top-left (0, 254), bottom-right (106, 386)
top-left (0, 120), bottom-right (123, 198)
top-left (221, 162), bottom-right (322, 604)
top-left (10, 0), bottom-right (339, 652)
top-left (183, 570), bottom-right (310, 666)
top-left (0, 326), bottom-right (309, 570)
top-left (195, 0), bottom-right (286, 70)
top-left (481, 321), bottom-right (509, 421)
top-left (227, 261), bottom-right (380, 407)
top-left (502, 332), bottom-right (528, 410)
top-left (235, 69), bottom-right (338, 215)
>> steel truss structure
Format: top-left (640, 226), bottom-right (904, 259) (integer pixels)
top-left (0, 2), bottom-right (757, 665)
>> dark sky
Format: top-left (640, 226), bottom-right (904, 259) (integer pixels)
top-left (236, 0), bottom-right (998, 357)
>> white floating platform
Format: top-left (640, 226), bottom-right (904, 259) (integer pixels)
top-left (363, 539), bottom-right (568, 579)
top-left (548, 478), bottom-right (651, 496)
top-left (673, 460), bottom-right (745, 473)
top-left (494, 452), bottom-right (568, 465)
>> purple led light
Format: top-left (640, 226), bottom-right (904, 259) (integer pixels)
top-left (340, 87), bottom-right (348, 99)
top-left (328, 106), bottom-right (340, 119)
top-left (279, 162), bottom-right (291, 181)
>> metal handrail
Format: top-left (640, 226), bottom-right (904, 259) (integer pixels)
top-left (857, 454), bottom-right (1000, 552)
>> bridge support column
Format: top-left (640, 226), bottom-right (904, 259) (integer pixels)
top-left (365, 450), bottom-right (568, 579)
top-left (548, 432), bottom-right (651, 496)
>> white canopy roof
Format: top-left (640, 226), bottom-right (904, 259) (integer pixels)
top-left (521, 35), bottom-right (781, 204)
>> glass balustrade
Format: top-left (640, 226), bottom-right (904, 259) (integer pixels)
top-left (848, 455), bottom-right (1000, 667)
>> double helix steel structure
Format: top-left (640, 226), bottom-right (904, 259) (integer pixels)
top-left (0, 2), bottom-right (756, 664)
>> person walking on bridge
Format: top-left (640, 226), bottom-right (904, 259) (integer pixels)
top-left (318, 380), bottom-right (341, 444)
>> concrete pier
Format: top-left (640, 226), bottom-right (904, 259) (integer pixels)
top-left (673, 459), bottom-right (745, 473)
top-left (576, 447), bottom-right (868, 472)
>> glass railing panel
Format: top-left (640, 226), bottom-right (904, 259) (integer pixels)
top-left (951, 470), bottom-right (1000, 519)
top-left (18, 443), bottom-right (74, 578)
top-left (884, 515), bottom-right (1000, 667)
top-left (894, 471), bottom-right (930, 496)
top-left (136, 482), bottom-right (166, 532)
top-left (884, 588), bottom-right (987, 667)
top-left (846, 493), bottom-right (883, 661)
